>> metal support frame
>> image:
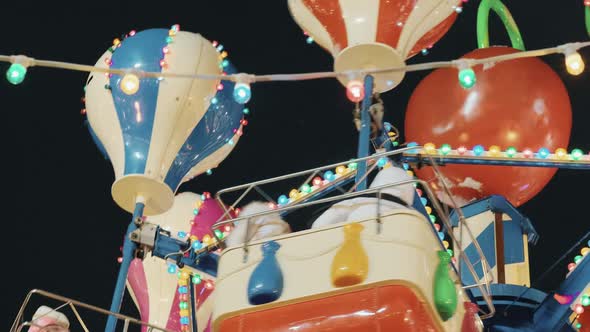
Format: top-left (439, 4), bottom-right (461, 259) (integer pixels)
top-left (106, 201), bottom-right (145, 332)
top-left (402, 153), bottom-right (590, 169)
top-left (355, 75), bottom-right (374, 191)
top-left (11, 289), bottom-right (174, 332)
top-left (209, 147), bottom-right (496, 319)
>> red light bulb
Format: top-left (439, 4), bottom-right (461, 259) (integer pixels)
top-left (312, 176), bottom-right (323, 186)
top-left (346, 80), bottom-right (365, 102)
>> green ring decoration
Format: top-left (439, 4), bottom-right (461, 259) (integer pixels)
top-left (477, 0), bottom-right (525, 50)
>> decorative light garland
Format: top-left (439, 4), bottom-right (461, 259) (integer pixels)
top-left (405, 142), bottom-right (589, 162)
top-left (2, 40), bottom-right (589, 91)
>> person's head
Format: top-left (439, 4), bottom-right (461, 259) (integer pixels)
top-left (369, 166), bottom-right (415, 206)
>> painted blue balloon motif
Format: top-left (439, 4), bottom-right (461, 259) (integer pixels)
top-left (109, 29), bottom-right (168, 176)
top-left (163, 62), bottom-right (244, 190)
top-left (248, 241), bottom-right (284, 305)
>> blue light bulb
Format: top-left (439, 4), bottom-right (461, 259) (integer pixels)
top-left (233, 83), bottom-right (252, 104)
top-left (277, 195), bottom-right (289, 205)
top-left (192, 241), bottom-right (203, 250)
top-left (323, 170), bottom-right (335, 181)
top-left (473, 145), bottom-right (485, 156)
top-left (537, 147), bottom-right (550, 159)
top-left (377, 157), bottom-right (388, 167)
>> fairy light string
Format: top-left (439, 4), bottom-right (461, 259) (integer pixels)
top-left (2, 41), bottom-right (590, 86)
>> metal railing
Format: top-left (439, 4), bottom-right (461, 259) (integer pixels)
top-left (11, 289), bottom-right (174, 332)
top-left (209, 147), bottom-right (496, 319)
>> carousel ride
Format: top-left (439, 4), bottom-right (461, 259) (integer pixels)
top-left (7, 0), bottom-right (590, 331)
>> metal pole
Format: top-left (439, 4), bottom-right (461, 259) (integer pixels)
top-left (189, 276), bottom-right (198, 331)
top-left (354, 75), bottom-right (374, 191)
top-left (106, 199), bottom-right (145, 332)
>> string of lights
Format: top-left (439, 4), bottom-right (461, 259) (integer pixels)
top-left (2, 40), bottom-right (589, 99)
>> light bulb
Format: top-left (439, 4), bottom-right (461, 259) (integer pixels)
top-left (488, 145), bottom-right (501, 156)
top-left (473, 145), bottom-right (485, 156)
top-left (440, 144), bottom-right (452, 155)
top-left (120, 74), bottom-right (140, 95)
top-left (277, 195), bottom-right (289, 205)
top-left (300, 184), bottom-right (312, 193)
top-left (555, 148), bottom-right (568, 159)
top-left (565, 51), bottom-right (585, 76)
top-left (505, 146), bottom-right (517, 158)
top-left (537, 147), bottom-right (550, 159)
top-left (424, 142), bottom-right (436, 154)
top-left (6, 63), bottom-right (27, 85)
top-left (323, 170), bottom-right (335, 181)
top-left (346, 80), bottom-right (365, 102)
top-left (233, 83), bottom-right (251, 104)
top-left (458, 68), bottom-right (476, 89)
top-left (571, 148), bottom-right (584, 160)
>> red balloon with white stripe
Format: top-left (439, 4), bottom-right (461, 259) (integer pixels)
top-left (288, 0), bottom-right (461, 92)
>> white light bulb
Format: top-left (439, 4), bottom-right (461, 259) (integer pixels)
top-left (565, 51), bottom-right (585, 76)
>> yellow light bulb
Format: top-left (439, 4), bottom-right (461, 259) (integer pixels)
top-left (426, 206), bottom-right (432, 214)
top-left (443, 240), bottom-right (449, 249)
top-left (335, 166), bottom-right (347, 175)
top-left (289, 189), bottom-right (299, 198)
top-left (488, 145), bottom-right (501, 156)
top-left (120, 74), bottom-right (140, 95)
top-left (424, 142), bottom-right (436, 154)
top-left (555, 148), bottom-right (568, 159)
top-left (566, 52), bottom-right (585, 76)
top-left (582, 247), bottom-right (590, 256)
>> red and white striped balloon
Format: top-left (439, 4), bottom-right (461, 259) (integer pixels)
top-left (288, 0), bottom-right (461, 92)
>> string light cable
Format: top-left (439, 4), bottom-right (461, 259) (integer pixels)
top-left (1, 41), bottom-right (589, 85)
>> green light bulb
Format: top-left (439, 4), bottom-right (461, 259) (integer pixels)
top-left (300, 184), bottom-right (312, 193)
top-left (440, 144), bottom-right (452, 155)
top-left (506, 147), bottom-right (517, 158)
top-left (242, 108), bottom-right (250, 115)
top-left (430, 215), bottom-right (437, 223)
top-left (575, 255), bottom-right (584, 264)
top-left (6, 63), bottom-right (27, 85)
top-left (192, 274), bottom-right (202, 284)
top-left (576, 323), bottom-right (582, 329)
top-left (347, 162), bottom-right (358, 170)
top-left (179, 302), bottom-right (188, 310)
top-left (214, 229), bottom-right (224, 239)
top-left (582, 295), bottom-right (590, 306)
top-left (458, 68), bottom-right (476, 89)
top-left (572, 149), bottom-right (584, 160)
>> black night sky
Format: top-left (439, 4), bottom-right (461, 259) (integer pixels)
top-left (4, 1), bottom-right (590, 330)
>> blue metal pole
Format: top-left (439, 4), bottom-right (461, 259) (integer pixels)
top-left (106, 201), bottom-right (145, 332)
top-left (354, 75), bottom-right (374, 191)
top-left (189, 277), bottom-right (198, 331)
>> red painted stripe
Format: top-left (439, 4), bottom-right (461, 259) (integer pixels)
top-left (376, 0), bottom-right (415, 49)
top-left (302, 0), bottom-right (348, 51)
top-left (408, 12), bottom-right (457, 57)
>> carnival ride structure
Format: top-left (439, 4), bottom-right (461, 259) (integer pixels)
top-left (8, 0), bottom-right (590, 331)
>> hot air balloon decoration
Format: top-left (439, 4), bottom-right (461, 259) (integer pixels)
top-left (288, 0), bottom-right (461, 92)
top-left (84, 27), bottom-right (246, 331)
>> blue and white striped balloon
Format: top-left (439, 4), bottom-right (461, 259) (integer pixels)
top-left (85, 29), bottom-right (244, 215)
